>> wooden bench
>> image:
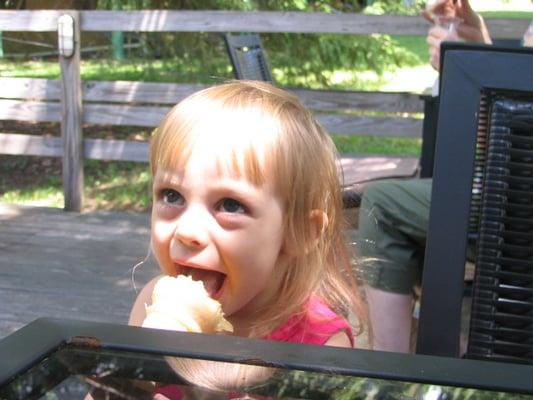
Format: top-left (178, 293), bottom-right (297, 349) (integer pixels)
top-left (0, 75), bottom-right (423, 211)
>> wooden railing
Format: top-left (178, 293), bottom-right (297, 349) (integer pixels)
top-left (0, 10), bottom-right (529, 211)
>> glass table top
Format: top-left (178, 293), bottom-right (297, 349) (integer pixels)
top-left (1, 318), bottom-right (533, 399)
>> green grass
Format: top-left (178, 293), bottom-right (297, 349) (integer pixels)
top-left (332, 135), bottom-right (421, 156)
top-left (1, 185), bottom-right (64, 207)
top-left (480, 11), bottom-right (533, 18)
top-left (0, 58), bottom-right (233, 82)
top-left (391, 36), bottom-right (427, 65)
top-left (0, 60), bottom-right (60, 79)
top-left (84, 161), bottom-right (152, 211)
top-left (0, 157), bottom-right (152, 211)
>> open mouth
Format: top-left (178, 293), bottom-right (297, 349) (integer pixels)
top-left (178, 265), bottom-right (226, 299)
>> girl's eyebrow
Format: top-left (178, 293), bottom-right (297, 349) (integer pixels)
top-left (210, 176), bottom-right (264, 192)
top-left (153, 170), bottom-right (185, 185)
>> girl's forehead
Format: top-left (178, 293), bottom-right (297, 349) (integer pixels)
top-left (193, 107), bottom-right (278, 156)
top-left (194, 105), bottom-right (278, 140)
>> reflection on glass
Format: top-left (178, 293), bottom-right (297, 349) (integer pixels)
top-left (2, 346), bottom-right (532, 399)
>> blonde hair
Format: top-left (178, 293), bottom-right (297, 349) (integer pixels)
top-left (150, 80), bottom-right (366, 339)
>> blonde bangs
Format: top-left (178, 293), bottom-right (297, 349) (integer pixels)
top-left (150, 90), bottom-right (284, 187)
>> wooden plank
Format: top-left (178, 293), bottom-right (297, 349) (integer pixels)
top-left (0, 78), bottom-right (61, 101)
top-left (59, 11), bottom-right (83, 212)
top-left (0, 10), bottom-right (62, 31)
top-left (0, 133), bottom-right (149, 162)
top-left (0, 133), bottom-right (61, 157)
top-left (317, 113), bottom-right (422, 136)
top-left (0, 103), bottom-right (422, 137)
top-left (83, 80), bottom-right (424, 113)
top-left (83, 103), bottom-right (167, 127)
top-left (0, 10), bottom-right (527, 38)
top-left (0, 99), bottom-right (60, 122)
top-left (486, 18), bottom-right (532, 39)
top-left (80, 11), bottom-right (531, 38)
top-left (83, 80), bottom-right (206, 105)
top-left (290, 88), bottom-right (423, 113)
top-left (0, 78), bottom-right (423, 114)
top-left (80, 11), bottom-right (430, 35)
top-left (82, 103), bottom-right (423, 136)
top-left (0, 130), bottom-right (421, 165)
top-left (84, 138), bottom-right (148, 162)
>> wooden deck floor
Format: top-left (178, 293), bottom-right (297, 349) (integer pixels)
top-left (0, 203), bottom-right (159, 340)
top-left (0, 203), bottom-right (363, 343)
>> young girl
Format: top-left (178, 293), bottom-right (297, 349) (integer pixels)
top-left (129, 80), bottom-right (366, 352)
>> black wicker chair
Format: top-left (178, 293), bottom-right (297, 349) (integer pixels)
top-left (417, 42), bottom-right (533, 364)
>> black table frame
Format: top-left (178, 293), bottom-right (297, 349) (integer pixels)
top-left (1, 318), bottom-right (533, 395)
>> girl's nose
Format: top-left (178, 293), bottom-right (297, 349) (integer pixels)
top-left (173, 207), bottom-right (209, 249)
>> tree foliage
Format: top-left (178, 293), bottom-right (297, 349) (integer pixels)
top-left (0, 0), bottom-right (426, 89)
top-left (92, 0), bottom-right (423, 88)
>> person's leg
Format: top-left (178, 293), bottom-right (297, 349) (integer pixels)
top-left (357, 179), bottom-right (432, 353)
top-left (364, 285), bottom-right (413, 352)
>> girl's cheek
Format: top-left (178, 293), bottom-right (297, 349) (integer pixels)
top-left (151, 221), bottom-right (174, 270)
top-left (154, 202), bottom-right (180, 220)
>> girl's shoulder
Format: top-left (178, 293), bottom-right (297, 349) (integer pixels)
top-left (267, 296), bottom-right (354, 347)
top-left (128, 275), bottom-right (162, 326)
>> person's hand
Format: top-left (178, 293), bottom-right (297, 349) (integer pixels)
top-left (423, 0), bottom-right (492, 43)
top-left (423, 0), bottom-right (492, 70)
top-left (427, 24), bottom-right (457, 70)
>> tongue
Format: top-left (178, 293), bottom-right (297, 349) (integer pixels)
top-left (186, 268), bottom-right (224, 297)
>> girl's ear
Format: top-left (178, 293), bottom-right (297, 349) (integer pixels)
top-left (309, 209), bottom-right (328, 249)
top-left (280, 210), bottom-right (328, 257)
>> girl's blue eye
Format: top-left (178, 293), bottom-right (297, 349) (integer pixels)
top-left (220, 198), bottom-right (245, 214)
top-left (162, 189), bottom-right (184, 205)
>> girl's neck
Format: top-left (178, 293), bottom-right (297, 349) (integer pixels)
top-left (227, 310), bottom-right (261, 338)
top-left (228, 257), bottom-right (291, 338)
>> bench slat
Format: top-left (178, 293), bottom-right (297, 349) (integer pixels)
top-left (0, 99), bottom-right (60, 122)
top-left (0, 10), bottom-right (527, 38)
top-left (0, 133), bottom-right (149, 162)
top-left (0, 133), bottom-right (419, 174)
top-left (0, 99), bottom-right (422, 137)
top-left (0, 78), bottom-right (424, 114)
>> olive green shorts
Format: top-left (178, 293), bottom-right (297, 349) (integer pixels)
top-left (356, 179), bottom-right (432, 294)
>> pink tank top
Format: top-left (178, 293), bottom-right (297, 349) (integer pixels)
top-left (266, 296), bottom-right (354, 347)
